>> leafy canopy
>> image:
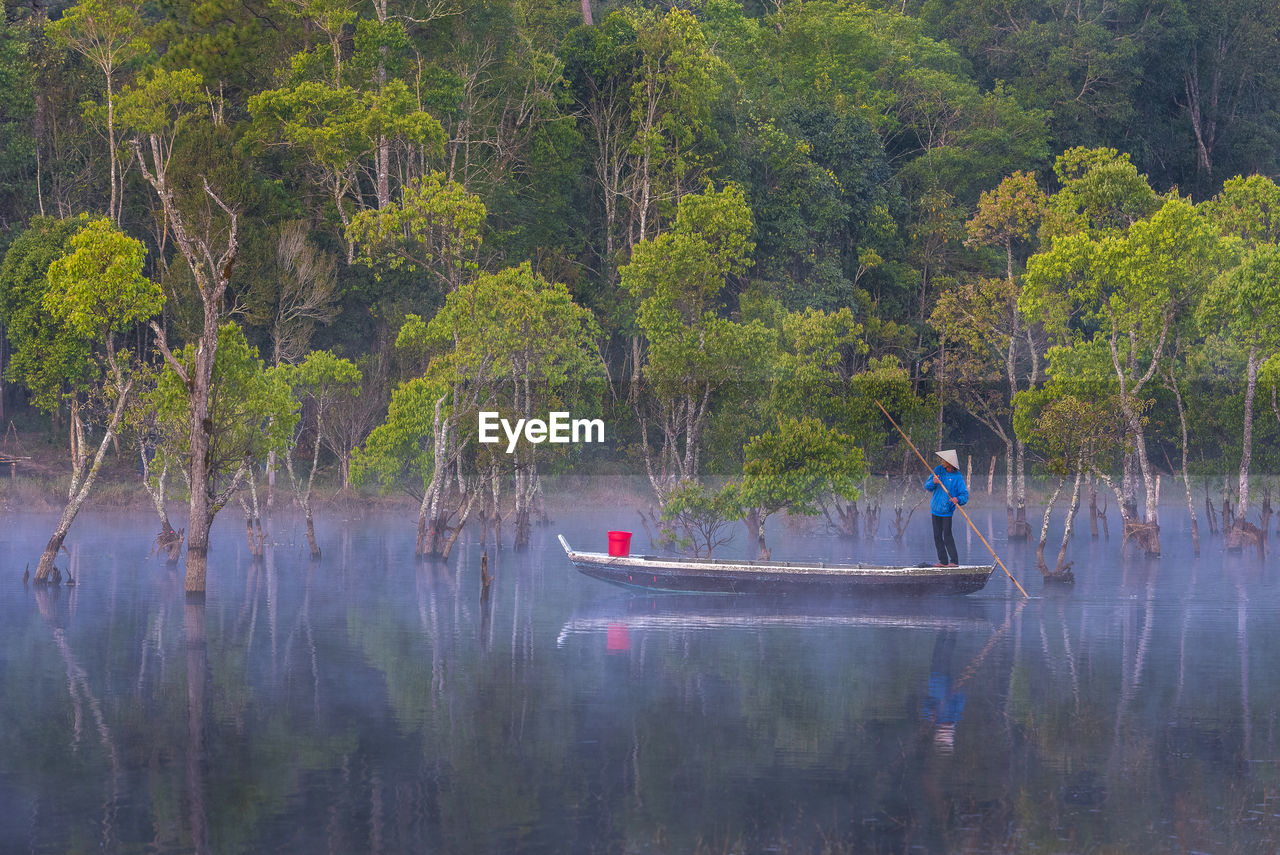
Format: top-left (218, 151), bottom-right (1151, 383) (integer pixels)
top-left (44, 216), bottom-right (163, 339)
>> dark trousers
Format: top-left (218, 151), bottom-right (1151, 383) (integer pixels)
top-left (932, 514), bottom-right (958, 564)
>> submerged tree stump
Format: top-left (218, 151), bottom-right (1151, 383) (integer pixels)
top-left (1260, 496), bottom-right (1272, 545)
top-left (862, 503), bottom-right (881, 540)
top-left (1226, 520), bottom-right (1265, 555)
top-left (833, 500), bottom-right (859, 537)
top-left (154, 526), bottom-right (185, 564)
top-left (890, 502), bottom-right (920, 543)
top-left (1121, 518), bottom-right (1161, 556)
top-left (637, 508), bottom-right (658, 550)
top-left (1043, 567), bottom-right (1075, 586)
top-left (1094, 494), bottom-right (1109, 539)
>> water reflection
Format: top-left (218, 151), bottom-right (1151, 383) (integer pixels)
top-left (921, 630), bottom-right (965, 754)
top-left (185, 600), bottom-right (208, 855)
top-left (3, 505), bottom-right (1280, 852)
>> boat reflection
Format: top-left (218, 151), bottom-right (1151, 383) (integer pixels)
top-left (557, 593), bottom-right (995, 647)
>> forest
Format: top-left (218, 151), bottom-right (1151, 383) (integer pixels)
top-left (2, 0), bottom-right (1280, 592)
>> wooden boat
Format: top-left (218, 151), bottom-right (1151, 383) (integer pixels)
top-left (558, 535), bottom-right (994, 596)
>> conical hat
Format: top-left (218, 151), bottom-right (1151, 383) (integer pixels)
top-left (935, 449), bottom-right (959, 469)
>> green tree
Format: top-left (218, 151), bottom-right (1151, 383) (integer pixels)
top-left (346, 171), bottom-right (485, 293)
top-left (744, 294), bottom-right (932, 534)
top-left (1014, 387), bottom-right (1123, 578)
top-left (28, 217), bottom-right (162, 582)
top-left (658, 480), bottom-right (741, 558)
top-left (1196, 174), bottom-right (1280, 532)
top-left (1024, 191), bottom-right (1228, 553)
top-left (120, 66), bottom-right (242, 593)
top-left (1175, 0), bottom-right (1280, 187)
top-left (934, 170), bottom-right (1047, 539)
top-left (0, 217), bottom-right (87, 417)
top-left (738, 416), bottom-right (866, 560)
top-left (765, 0), bottom-right (1047, 203)
top-left (747, 299), bottom-right (915, 536)
top-left (154, 323), bottom-right (299, 558)
top-left (919, 0), bottom-right (1170, 160)
top-left (0, 11), bottom-right (35, 234)
top-left (359, 263), bottom-right (600, 556)
top-left (561, 6), bottom-right (726, 282)
top-left (620, 183), bottom-right (773, 506)
top-left (46, 0), bottom-right (149, 223)
top-left (1039, 146), bottom-right (1160, 241)
top-left (740, 102), bottom-right (898, 311)
top-left (1199, 243), bottom-right (1280, 525)
top-left (352, 373), bottom-right (451, 547)
top-left (246, 0), bottom-right (449, 264)
top-left (281, 349), bottom-right (361, 559)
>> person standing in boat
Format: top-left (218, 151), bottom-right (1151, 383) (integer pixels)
top-left (925, 449), bottom-right (968, 567)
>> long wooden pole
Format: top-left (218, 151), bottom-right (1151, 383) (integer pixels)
top-left (876, 400), bottom-right (1029, 599)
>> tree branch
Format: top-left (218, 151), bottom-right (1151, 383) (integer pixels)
top-left (149, 320), bottom-right (190, 386)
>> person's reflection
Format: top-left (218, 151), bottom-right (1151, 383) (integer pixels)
top-left (921, 630), bottom-right (966, 754)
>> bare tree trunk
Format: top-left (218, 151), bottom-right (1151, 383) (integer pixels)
top-left (1054, 469), bottom-right (1085, 574)
top-left (440, 491), bottom-right (477, 561)
top-left (1092, 468), bottom-right (1126, 524)
top-left (184, 385), bottom-right (215, 592)
top-left (1004, 443), bottom-right (1016, 538)
top-left (141, 449), bottom-right (183, 562)
top-left (417, 394), bottom-right (453, 558)
top-left (1121, 448), bottom-right (1140, 521)
top-left (1118, 382), bottom-right (1161, 555)
top-left (1088, 473), bottom-right (1099, 538)
top-left (1260, 493), bottom-right (1272, 545)
top-left (580, 0), bottom-right (593, 26)
top-left (487, 461), bottom-right (503, 549)
top-left (136, 140), bottom-right (238, 593)
top-left (512, 369), bottom-right (533, 549)
top-left (0, 323), bottom-right (6, 424)
top-left (1035, 478), bottom-right (1065, 577)
top-left (1237, 345), bottom-right (1260, 520)
top-left (1135, 428), bottom-right (1160, 544)
top-left (239, 496), bottom-right (259, 557)
top-left (266, 450), bottom-right (276, 510)
top-left (237, 473), bottom-right (265, 559)
top-left (1166, 366), bottom-right (1199, 555)
top-left (744, 508), bottom-right (769, 560)
top-left (106, 77), bottom-right (119, 223)
top-left (1205, 475), bottom-right (1219, 534)
top-left (1013, 437), bottom-right (1030, 539)
top-left (416, 496), bottom-right (430, 556)
top-left (304, 507), bottom-right (319, 559)
top-left (35, 380), bottom-right (131, 582)
top-left (377, 137), bottom-right (391, 209)
top-left (286, 423), bottom-right (324, 560)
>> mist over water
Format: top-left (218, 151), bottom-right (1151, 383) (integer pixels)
top-left (2, 491), bottom-right (1279, 854)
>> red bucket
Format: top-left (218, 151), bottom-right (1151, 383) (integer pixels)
top-left (607, 530), bottom-right (632, 557)
top-left (606, 623), bottom-right (631, 652)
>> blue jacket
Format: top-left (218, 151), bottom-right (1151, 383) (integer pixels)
top-left (925, 466), bottom-right (968, 517)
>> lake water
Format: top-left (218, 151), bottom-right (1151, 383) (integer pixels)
top-left (2, 493), bottom-right (1279, 854)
